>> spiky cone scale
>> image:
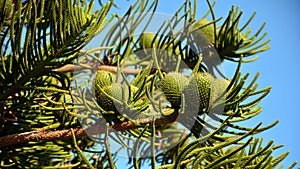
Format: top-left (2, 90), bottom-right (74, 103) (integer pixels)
top-left (196, 72), bottom-right (214, 110)
top-left (95, 83), bottom-right (129, 124)
top-left (93, 70), bottom-right (116, 91)
top-left (160, 73), bottom-right (189, 109)
top-left (185, 72), bottom-right (214, 113)
top-left (181, 87), bottom-right (226, 138)
top-left (93, 70), bottom-right (115, 111)
top-left (95, 83), bottom-right (129, 111)
top-left (139, 32), bottom-right (159, 49)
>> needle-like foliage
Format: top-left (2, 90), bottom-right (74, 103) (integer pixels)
top-left (0, 0), bottom-right (297, 168)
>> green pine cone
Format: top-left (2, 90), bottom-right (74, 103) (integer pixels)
top-left (95, 83), bottom-right (129, 112)
top-left (93, 70), bottom-right (116, 91)
top-left (192, 18), bottom-right (215, 44)
top-left (139, 32), bottom-right (159, 49)
top-left (195, 72), bottom-right (214, 110)
top-left (160, 72), bottom-right (189, 109)
top-left (185, 72), bottom-right (214, 112)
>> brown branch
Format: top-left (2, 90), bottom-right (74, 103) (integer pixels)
top-left (54, 64), bottom-right (140, 74)
top-left (0, 115), bottom-right (178, 148)
top-left (53, 64), bottom-right (77, 72)
top-left (98, 65), bottom-right (140, 74)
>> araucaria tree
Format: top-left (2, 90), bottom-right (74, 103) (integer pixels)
top-left (0, 0), bottom-right (298, 168)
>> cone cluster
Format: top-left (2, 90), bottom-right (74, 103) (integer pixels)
top-left (93, 70), bottom-right (128, 111)
top-left (160, 72), bottom-right (230, 111)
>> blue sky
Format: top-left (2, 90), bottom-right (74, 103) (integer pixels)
top-left (209, 0), bottom-right (300, 167)
top-left (92, 0), bottom-right (300, 167)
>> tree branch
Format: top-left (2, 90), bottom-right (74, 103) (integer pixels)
top-left (54, 64), bottom-right (140, 74)
top-left (0, 115), bottom-right (178, 148)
